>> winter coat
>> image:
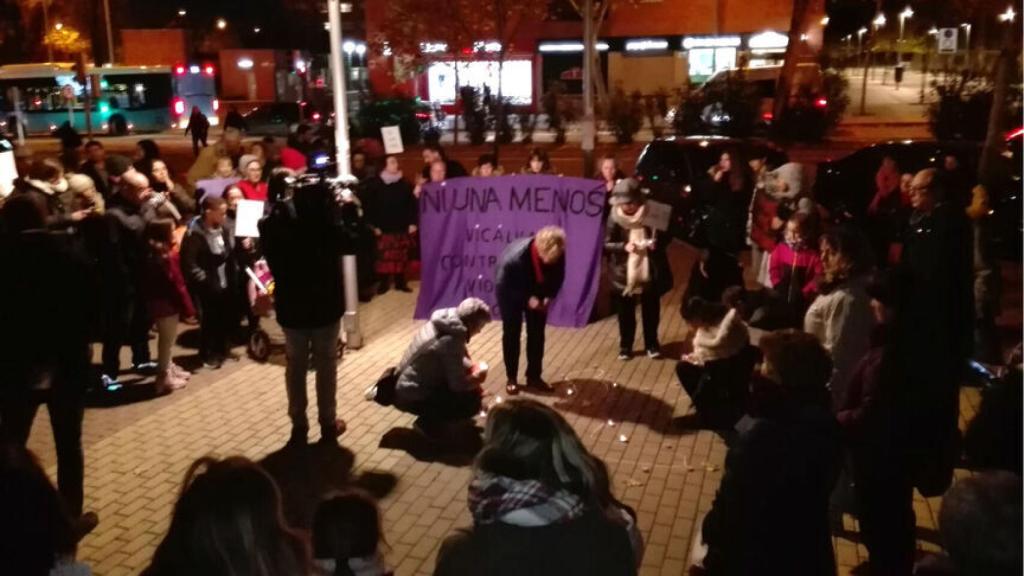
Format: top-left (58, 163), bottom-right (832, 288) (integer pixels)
top-left (701, 402), bottom-right (841, 576)
top-left (362, 175), bottom-right (417, 234)
top-left (768, 242), bottom-right (822, 303)
top-left (104, 195), bottom-right (155, 295)
top-left (238, 179), bottom-right (269, 202)
top-left (395, 307), bottom-right (475, 405)
top-left (804, 275), bottom-right (874, 409)
top-left (258, 196), bottom-right (358, 329)
top-left (603, 214), bottom-right (672, 296)
top-left (495, 237), bottom-right (565, 313)
top-left (692, 308), bottom-right (749, 364)
top-left (142, 250), bottom-right (195, 320)
top-left (180, 218), bottom-right (236, 296)
top-left (153, 182), bottom-right (195, 217)
top-left (434, 509), bottom-right (636, 576)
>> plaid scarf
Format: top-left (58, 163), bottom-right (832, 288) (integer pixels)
top-left (468, 472), bottom-right (585, 527)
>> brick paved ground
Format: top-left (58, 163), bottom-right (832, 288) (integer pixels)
top-left (26, 244), bottom-right (1016, 576)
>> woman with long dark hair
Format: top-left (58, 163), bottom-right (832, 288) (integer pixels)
top-left (142, 456), bottom-right (311, 576)
top-left (434, 399), bottom-right (641, 575)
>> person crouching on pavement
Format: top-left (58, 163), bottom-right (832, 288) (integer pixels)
top-left (496, 226), bottom-right (566, 396)
top-left (386, 298), bottom-right (492, 439)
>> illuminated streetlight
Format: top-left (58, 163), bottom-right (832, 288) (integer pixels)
top-left (899, 6), bottom-right (913, 41)
top-left (999, 6), bottom-right (1016, 22)
top-left (820, 16), bottom-right (830, 26)
top-left (857, 27), bottom-right (868, 52)
top-left (54, 22), bottom-right (63, 30)
top-left (960, 23), bottom-right (971, 52)
top-left (177, 8), bottom-right (186, 16)
top-left (928, 27), bottom-right (938, 35)
top-left (216, 18), bottom-right (227, 30)
top-left (253, 27), bottom-right (261, 34)
top-left (342, 40), bottom-right (355, 54)
top-left (873, 13), bottom-right (887, 30)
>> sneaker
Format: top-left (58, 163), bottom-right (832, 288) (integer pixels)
top-left (100, 374), bottom-right (122, 391)
top-left (505, 380), bottom-right (520, 396)
top-left (363, 384), bottom-right (379, 402)
top-left (132, 361), bottom-right (159, 374)
top-left (617, 350), bottom-right (632, 361)
top-left (396, 283), bottom-right (413, 293)
top-left (319, 418), bottom-right (347, 445)
top-left (202, 357), bottom-right (223, 370)
top-left (646, 349), bottom-right (663, 360)
top-left (525, 377), bottom-right (555, 393)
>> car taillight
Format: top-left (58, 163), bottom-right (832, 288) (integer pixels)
top-left (415, 112), bottom-right (430, 120)
top-left (814, 97), bottom-right (828, 109)
top-left (312, 112), bottom-right (322, 121)
top-left (1006, 126), bottom-right (1024, 141)
top-left (212, 99), bottom-right (220, 112)
top-left (204, 65), bottom-right (215, 76)
top-left (762, 112), bottom-right (774, 121)
top-left (175, 65), bottom-right (186, 75)
top-left (173, 98), bottom-right (185, 116)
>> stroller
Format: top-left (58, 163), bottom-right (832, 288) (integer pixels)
top-left (245, 260), bottom-right (345, 362)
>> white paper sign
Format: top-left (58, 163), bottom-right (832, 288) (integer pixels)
top-left (381, 125), bottom-right (404, 154)
top-left (938, 28), bottom-right (958, 53)
top-left (235, 199), bottom-right (264, 238)
top-left (643, 199), bottom-right (673, 232)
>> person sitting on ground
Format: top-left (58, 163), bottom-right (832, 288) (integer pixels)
top-left (682, 293), bottom-right (749, 366)
top-left (0, 445), bottom-right (91, 576)
top-left (313, 490), bottom-right (394, 576)
top-left (698, 330), bottom-right (841, 575)
top-left (434, 399), bottom-right (641, 576)
top-left (142, 456), bottom-right (311, 576)
top-left (368, 298), bottom-right (491, 438)
top-left (914, 471), bottom-right (1022, 576)
top-left (471, 153), bottom-right (503, 177)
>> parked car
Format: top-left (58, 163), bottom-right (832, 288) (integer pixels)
top-left (814, 137), bottom-right (1022, 259)
top-left (241, 102), bottom-right (322, 136)
top-left (669, 63), bottom-right (825, 135)
top-left (634, 136), bottom-right (788, 242)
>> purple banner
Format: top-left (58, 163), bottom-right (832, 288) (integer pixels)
top-left (414, 175), bottom-right (606, 327)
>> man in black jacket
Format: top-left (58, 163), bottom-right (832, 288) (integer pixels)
top-left (259, 177), bottom-right (358, 446)
top-left (495, 226), bottom-right (566, 395)
top-left (100, 170), bottom-right (156, 388)
top-left (181, 196), bottom-right (236, 369)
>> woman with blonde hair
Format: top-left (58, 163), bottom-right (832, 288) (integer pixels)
top-left (435, 399), bottom-right (641, 576)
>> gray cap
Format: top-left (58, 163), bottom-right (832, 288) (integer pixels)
top-left (609, 178), bottom-right (644, 205)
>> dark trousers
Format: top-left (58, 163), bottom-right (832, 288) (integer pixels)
top-left (196, 288), bottom-right (231, 361)
top-left (0, 360), bottom-right (86, 517)
top-left (400, 388), bottom-right (482, 425)
top-left (502, 306), bottom-right (546, 382)
top-left (191, 132), bottom-right (208, 157)
top-left (853, 451), bottom-right (917, 575)
top-left (613, 291), bottom-right (661, 352)
top-left (102, 294), bottom-right (152, 377)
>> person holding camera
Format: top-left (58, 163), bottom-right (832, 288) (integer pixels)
top-left (605, 179), bottom-right (672, 361)
top-left (258, 176), bottom-right (359, 447)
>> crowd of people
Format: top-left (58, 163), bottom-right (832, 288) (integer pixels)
top-left (0, 125), bottom-right (1019, 576)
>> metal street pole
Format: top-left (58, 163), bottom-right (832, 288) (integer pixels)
top-left (102, 0), bottom-right (115, 64)
top-left (581, 0), bottom-right (595, 178)
top-left (327, 0), bottom-right (361, 348)
top-left (41, 0), bottom-right (53, 63)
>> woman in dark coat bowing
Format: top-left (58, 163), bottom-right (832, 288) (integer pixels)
top-left (604, 178), bottom-right (672, 360)
top-left (363, 155), bottom-right (418, 294)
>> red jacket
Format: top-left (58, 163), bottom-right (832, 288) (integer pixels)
top-left (238, 180), bottom-right (268, 201)
top-left (769, 242), bottom-right (822, 301)
top-left (143, 251), bottom-right (196, 320)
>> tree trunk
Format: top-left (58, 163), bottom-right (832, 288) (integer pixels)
top-left (978, 25), bottom-right (1014, 189)
top-left (772, 0), bottom-right (812, 130)
top-left (492, 0), bottom-right (506, 162)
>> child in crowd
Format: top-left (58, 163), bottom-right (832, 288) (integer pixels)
top-left (313, 491), bottom-right (393, 576)
top-left (143, 219), bottom-right (195, 394)
top-left (768, 211), bottom-right (822, 322)
top-left (211, 156), bottom-right (238, 179)
top-left (683, 290), bottom-right (750, 366)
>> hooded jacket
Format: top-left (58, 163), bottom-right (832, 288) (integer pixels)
top-left (395, 307), bottom-right (475, 405)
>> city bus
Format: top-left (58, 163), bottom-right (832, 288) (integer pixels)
top-left (0, 62), bottom-right (219, 136)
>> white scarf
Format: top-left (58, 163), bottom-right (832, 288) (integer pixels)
top-left (613, 205), bottom-right (650, 296)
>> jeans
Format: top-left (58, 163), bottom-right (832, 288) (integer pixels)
top-left (195, 289), bottom-right (231, 362)
top-left (102, 294), bottom-right (152, 377)
top-left (0, 358), bottom-right (87, 517)
top-left (154, 315), bottom-right (178, 375)
top-left (283, 321), bottom-right (340, 433)
top-left (501, 306), bottom-right (546, 382)
top-left (613, 291), bottom-right (661, 353)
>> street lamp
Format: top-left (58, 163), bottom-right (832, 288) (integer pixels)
top-left (253, 27), bottom-right (261, 34)
top-left (928, 27), bottom-right (938, 35)
top-left (857, 27), bottom-right (868, 52)
top-left (999, 6), bottom-right (1016, 22)
top-left (54, 21), bottom-right (63, 30)
top-left (899, 6), bottom-right (913, 41)
top-left (873, 13), bottom-right (887, 31)
top-left (177, 8), bottom-right (186, 16)
top-left (960, 23), bottom-right (971, 52)
top-left (216, 18), bottom-right (227, 30)
top-left (820, 16), bottom-right (830, 26)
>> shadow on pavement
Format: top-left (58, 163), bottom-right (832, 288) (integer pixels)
top-left (259, 442), bottom-right (397, 528)
top-left (553, 378), bottom-right (694, 436)
top-left (379, 425), bottom-right (483, 467)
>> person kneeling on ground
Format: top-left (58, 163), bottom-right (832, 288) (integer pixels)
top-left (368, 298), bottom-right (491, 438)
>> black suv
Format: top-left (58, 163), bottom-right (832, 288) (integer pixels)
top-left (634, 136), bottom-right (788, 241)
top-left (814, 138), bottom-right (1022, 258)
